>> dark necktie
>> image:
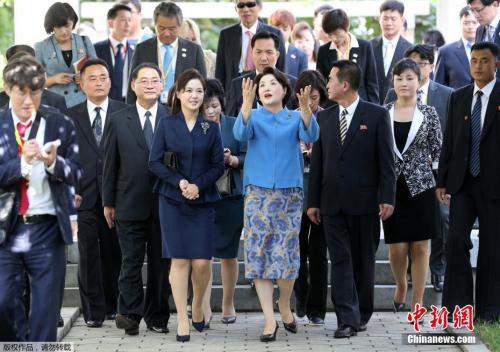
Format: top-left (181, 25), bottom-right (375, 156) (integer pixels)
top-left (112, 43), bottom-right (124, 100)
top-left (339, 109), bottom-right (348, 144)
top-left (143, 111), bottom-right (154, 149)
top-left (16, 120), bottom-right (33, 215)
top-left (92, 107), bottom-right (103, 145)
top-left (470, 90), bottom-right (482, 177)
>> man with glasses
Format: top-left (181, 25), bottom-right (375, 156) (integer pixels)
top-left (103, 63), bottom-right (172, 336)
top-left (435, 6), bottom-right (479, 89)
top-left (126, 1), bottom-right (206, 104)
top-left (215, 0), bottom-right (286, 90)
top-left (469, 0), bottom-right (500, 45)
top-left (67, 58), bottom-right (128, 328)
top-left (385, 45), bottom-right (453, 294)
top-left (119, 0), bottom-right (154, 47)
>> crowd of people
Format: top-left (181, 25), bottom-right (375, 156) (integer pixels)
top-left (0, 0), bottom-right (499, 345)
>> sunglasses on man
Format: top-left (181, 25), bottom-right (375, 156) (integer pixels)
top-left (236, 1), bottom-right (257, 9)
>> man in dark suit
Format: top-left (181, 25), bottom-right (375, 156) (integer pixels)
top-left (385, 44), bottom-right (453, 292)
top-left (435, 7), bottom-right (479, 89)
top-left (94, 4), bottom-right (134, 101)
top-left (307, 60), bottom-right (395, 338)
top-left (0, 56), bottom-right (80, 341)
top-left (215, 0), bottom-right (286, 90)
top-left (226, 31), bottom-right (297, 117)
top-left (371, 0), bottom-right (413, 104)
top-left (103, 63), bottom-right (171, 335)
top-left (67, 59), bottom-right (127, 328)
top-left (470, 0), bottom-right (500, 79)
top-left (126, 2), bottom-right (206, 104)
top-left (437, 42), bottom-right (500, 324)
top-left (0, 46), bottom-right (67, 114)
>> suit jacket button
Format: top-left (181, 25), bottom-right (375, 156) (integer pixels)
top-left (64, 91), bottom-right (68, 95)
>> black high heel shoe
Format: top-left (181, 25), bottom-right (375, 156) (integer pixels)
top-left (283, 318), bottom-right (298, 334)
top-left (192, 319), bottom-right (205, 332)
top-left (260, 322), bottom-right (279, 342)
top-left (393, 301), bottom-right (405, 313)
top-left (176, 334), bottom-right (190, 342)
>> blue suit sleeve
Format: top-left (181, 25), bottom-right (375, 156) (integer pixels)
top-left (233, 112), bottom-right (254, 141)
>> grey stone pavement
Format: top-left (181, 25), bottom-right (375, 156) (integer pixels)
top-left (61, 310), bottom-right (474, 352)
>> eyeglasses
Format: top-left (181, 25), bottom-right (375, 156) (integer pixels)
top-left (236, 1), bottom-right (257, 9)
top-left (469, 5), bottom-right (488, 14)
top-left (137, 79), bottom-right (162, 86)
top-left (415, 61), bottom-right (431, 68)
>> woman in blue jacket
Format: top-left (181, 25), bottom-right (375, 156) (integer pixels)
top-left (149, 69), bottom-right (224, 342)
top-left (233, 67), bottom-right (319, 342)
top-left (35, 2), bottom-right (96, 108)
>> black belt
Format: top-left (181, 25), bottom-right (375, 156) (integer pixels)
top-left (20, 214), bottom-right (57, 225)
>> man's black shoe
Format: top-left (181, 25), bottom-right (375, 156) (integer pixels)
top-left (86, 320), bottom-right (103, 328)
top-left (358, 323), bottom-right (367, 332)
top-left (308, 316), bottom-right (324, 326)
top-left (105, 313), bottom-right (117, 320)
top-left (58, 315), bottom-right (64, 327)
top-left (295, 300), bottom-right (306, 318)
top-left (116, 314), bottom-right (139, 336)
top-left (431, 274), bottom-right (444, 292)
top-left (148, 326), bottom-right (169, 333)
top-left (334, 325), bottom-right (357, 338)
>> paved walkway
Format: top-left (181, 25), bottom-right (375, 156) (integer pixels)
top-left (63, 312), bottom-right (466, 352)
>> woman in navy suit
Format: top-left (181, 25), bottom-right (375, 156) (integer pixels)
top-left (35, 2), bottom-right (96, 108)
top-left (149, 69), bottom-right (224, 342)
top-left (383, 59), bottom-right (442, 315)
top-left (200, 79), bottom-right (246, 325)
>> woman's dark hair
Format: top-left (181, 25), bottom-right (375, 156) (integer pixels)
top-left (44, 2), bottom-right (79, 34)
top-left (292, 22), bottom-right (319, 62)
top-left (204, 79), bottom-right (226, 114)
top-left (423, 29), bottom-right (446, 49)
top-left (322, 9), bottom-right (349, 34)
top-left (3, 56), bottom-right (46, 91)
top-left (294, 70), bottom-right (328, 107)
top-left (254, 67), bottom-right (292, 107)
top-left (168, 69), bottom-right (206, 114)
top-left (392, 58), bottom-right (421, 81)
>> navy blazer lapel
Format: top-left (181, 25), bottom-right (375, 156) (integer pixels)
top-left (327, 47), bottom-right (338, 66)
top-left (389, 38), bottom-right (406, 76)
top-left (102, 40), bottom-right (113, 73)
top-left (462, 86), bottom-right (474, 147)
top-left (341, 103), bottom-right (363, 153)
top-left (373, 38), bottom-right (385, 79)
top-left (77, 104), bottom-right (99, 152)
top-left (42, 110), bottom-right (58, 145)
top-left (1, 109), bottom-right (18, 159)
top-left (482, 81), bottom-right (500, 139)
top-left (127, 107), bottom-right (148, 151)
top-left (126, 40), bottom-right (134, 73)
top-left (455, 41), bottom-right (470, 74)
top-left (175, 38), bottom-right (188, 79)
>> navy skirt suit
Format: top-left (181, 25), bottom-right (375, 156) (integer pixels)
top-left (149, 112), bottom-right (224, 259)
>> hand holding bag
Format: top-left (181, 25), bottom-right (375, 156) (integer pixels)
top-left (163, 151), bottom-right (178, 171)
top-left (216, 168), bottom-right (235, 196)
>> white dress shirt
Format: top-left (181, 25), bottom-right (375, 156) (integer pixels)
top-left (87, 98), bottom-right (109, 128)
top-left (383, 35), bottom-right (400, 75)
top-left (13, 110), bottom-right (56, 216)
top-left (419, 81), bottom-right (430, 105)
top-left (472, 78), bottom-right (496, 129)
top-left (109, 36), bottom-right (129, 98)
top-left (158, 37), bottom-right (179, 82)
top-left (339, 95), bottom-right (360, 131)
top-left (239, 21), bottom-right (259, 73)
top-left (136, 102), bottom-right (158, 131)
top-left (461, 38), bottom-right (474, 61)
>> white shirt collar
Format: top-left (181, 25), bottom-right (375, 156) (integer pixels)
top-left (329, 32), bottom-right (359, 50)
top-left (136, 101), bottom-right (158, 122)
top-left (473, 78), bottom-right (496, 98)
top-left (462, 37), bottom-right (474, 47)
top-left (157, 37), bottom-right (179, 49)
top-left (109, 36), bottom-right (127, 50)
top-left (419, 81), bottom-right (430, 96)
top-left (340, 95), bottom-right (360, 117)
top-left (87, 98), bottom-right (109, 116)
top-left (11, 109), bottom-right (36, 128)
top-left (241, 21), bottom-right (258, 34)
top-left (383, 34), bottom-right (400, 47)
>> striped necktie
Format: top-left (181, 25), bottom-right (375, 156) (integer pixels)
top-left (469, 90), bottom-right (483, 177)
top-left (339, 109), bottom-right (348, 144)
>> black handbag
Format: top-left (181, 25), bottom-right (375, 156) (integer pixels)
top-left (163, 151), bottom-right (178, 170)
top-left (0, 189), bottom-right (16, 245)
top-left (216, 168), bottom-right (235, 196)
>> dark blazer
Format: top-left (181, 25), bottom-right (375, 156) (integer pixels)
top-left (437, 81), bottom-right (500, 198)
top-left (434, 40), bottom-right (472, 89)
top-left (308, 100), bottom-right (396, 215)
top-left (0, 90), bottom-right (67, 114)
top-left (67, 98), bottom-right (128, 210)
top-left (384, 80), bottom-right (453, 131)
top-left (126, 37), bottom-right (207, 104)
top-left (385, 102), bottom-right (442, 196)
top-left (215, 22), bottom-right (286, 90)
top-left (149, 112), bottom-right (224, 203)
top-left (371, 36), bottom-right (413, 104)
top-left (102, 104), bottom-right (171, 220)
top-left (94, 39), bottom-right (134, 100)
top-left (476, 24), bottom-right (500, 79)
top-left (226, 70), bottom-right (297, 117)
top-left (285, 44), bottom-right (308, 79)
top-left (220, 115), bottom-right (246, 196)
top-left (316, 38), bottom-right (379, 104)
top-left (0, 108), bottom-right (80, 244)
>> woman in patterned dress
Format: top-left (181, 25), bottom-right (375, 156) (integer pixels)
top-left (233, 67), bottom-right (319, 342)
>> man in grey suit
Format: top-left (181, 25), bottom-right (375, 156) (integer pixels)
top-left (385, 44), bottom-right (453, 293)
top-left (126, 2), bottom-right (207, 104)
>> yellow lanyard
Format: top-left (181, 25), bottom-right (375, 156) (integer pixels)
top-left (157, 43), bottom-right (178, 83)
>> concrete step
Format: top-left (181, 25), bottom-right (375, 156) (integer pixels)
top-left (64, 259), bottom-right (428, 288)
top-left (62, 284), bottom-right (442, 311)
